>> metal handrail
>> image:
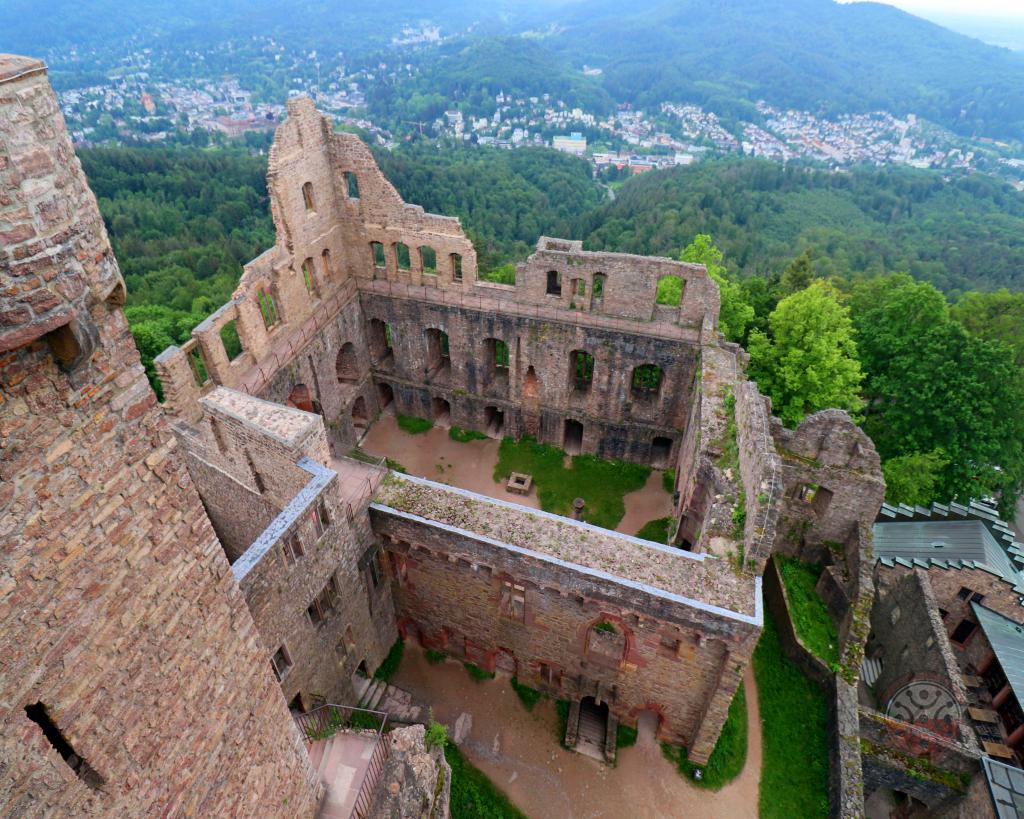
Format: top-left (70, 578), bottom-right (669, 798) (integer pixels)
top-left (295, 703), bottom-right (390, 819)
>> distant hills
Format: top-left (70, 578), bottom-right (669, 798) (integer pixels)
top-left (5, 0), bottom-right (1024, 139)
top-left (539, 0), bottom-right (1024, 139)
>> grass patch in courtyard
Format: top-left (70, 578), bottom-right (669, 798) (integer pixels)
top-left (776, 555), bottom-right (839, 666)
top-left (661, 682), bottom-right (748, 789)
top-left (616, 723), bottom-right (638, 749)
top-left (373, 638), bottom-right (405, 682)
top-left (662, 469), bottom-right (676, 494)
top-left (397, 414), bottom-right (434, 435)
top-left (494, 437), bottom-right (650, 529)
top-left (425, 649), bottom-right (448, 665)
top-left (445, 741), bottom-right (527, 818)
top-left (755, 611), bottom-right (829, 818)
top-left (636, 516), bottom-right (672, 544)
top-left (449, 426), bottom-right (488, 443)
top-left (510, 677), bottom-right (543, 711)
top-left (463, 661), bottom-right (496, 682)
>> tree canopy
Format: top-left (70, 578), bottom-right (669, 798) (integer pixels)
top-left (748, 281), bottom-right (864, 428)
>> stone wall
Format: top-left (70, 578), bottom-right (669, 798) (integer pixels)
top-left (370, 489), bottom-right (760, 764)
top-left (772, 410), bottom-right (885, 564)
top-left (869, 569), bottom-right (971, 714)
top-left (177, 388), bottom-right (399, 710)
top-left (0, 56), bottom-right (320, 817)
top-left (367, 725), bottom-right (451, 819)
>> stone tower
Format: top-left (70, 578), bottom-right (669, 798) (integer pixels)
top-left (0, 55), bottom-right (320, 817)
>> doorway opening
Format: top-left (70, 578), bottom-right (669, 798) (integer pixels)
top-left (431, 397), bottom-right (451, 426)
top-left (651, 436), bottom-right (672, 469)
top-left (577, 696), bottom-right (610, 759)
top-left (564, 419), bottom-right (583, 455)
top-left (377, 382), bottom-right (394, 409)
top-left (485, 406), bottom-right (505, 437)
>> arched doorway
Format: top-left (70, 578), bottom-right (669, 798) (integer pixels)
top-left (352, 396), bottom-right (368, 430)
top-left (577, 696), bottom-right (609, 758)
top-left (336, 342), bottom-right (359, 383)
top-left (287, 384), bottom-right (314, 413)
top-left (651, 436), bottom-right (672, 469)
top-left (377, 382), bottom-right (394, 409)
top-left (523, 366), bottom-right (540, 437)
top-left (493, 648), bottom-right (516, 677)
top-left (431, 397), bottom-right (451, 426)
top-left (564, 419), bottom-right (584, 455)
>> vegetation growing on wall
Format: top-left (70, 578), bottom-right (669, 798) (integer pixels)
top-left (776, 556), bottom-right (839, 666)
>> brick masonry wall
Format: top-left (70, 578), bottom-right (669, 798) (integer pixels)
top-left (0, 57), bottom-right (319, 817)
top-left (176, 388), bottom-right (398, 709)
top-left (371, 505), bottom-right (759, 763)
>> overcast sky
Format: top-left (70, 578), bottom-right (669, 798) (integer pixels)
top-left (846, 0), bottom-right (1024, 19)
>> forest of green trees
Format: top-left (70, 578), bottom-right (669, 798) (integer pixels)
top-left (78, 142), bottom-right (1024, 514)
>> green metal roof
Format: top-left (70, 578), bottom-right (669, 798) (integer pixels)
top-left (973, 602), bottom-right (1024, 707)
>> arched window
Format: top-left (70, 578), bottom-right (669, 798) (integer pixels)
top-left (425, 328), bottom-right (450, 372)
top-left (321, 248), bottom-right (332, 279)
top-left (370, 242), bottom-right (386, 269)
top-left (631, 364), bottom-right (663, 397)
top-left (656, 275), bottom-right (684, 306)
top-left (301, 257), bottom-right (317, 296)
top-left (592, 273), bottom-right (606, 301)
top-left (420, 246), bottom-right (437, 274)
top-left (569, 350), bottom-right (594, 391)
top-left (344, 172), bottom-right (359, 199)
top-left (395, 242), bottom-right (411, 271)
top-left (336, 343), bottom-right (359, 384)
top-left (369, 319), bottom-right (394, 364)
top-left (301, 181), bottom-right (315, 212)
top-left (546, 270), bottom-right (562, 296)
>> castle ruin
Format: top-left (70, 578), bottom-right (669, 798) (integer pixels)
top-left (1, 62), bottom-right (886, 816)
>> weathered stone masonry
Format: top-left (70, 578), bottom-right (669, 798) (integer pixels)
top-left (137, 94), bottom-right (889, 774)
top-left (0, 57), bottom-right (320, 817)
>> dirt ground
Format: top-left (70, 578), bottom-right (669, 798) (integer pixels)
top-left (359, 415), bottom-right (674, 533)
top-left (393, 646), bottom-right (762, 819)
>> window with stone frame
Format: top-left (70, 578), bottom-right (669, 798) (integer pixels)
top-left (307, 577), bottom-right (339, 626)
top-left (631, 364), bottom-right (663, 397)
top-left (538, 662), bottom-right (562, 688)
top-left (657, 632), bottom-right (681, 659)
top-left (587, 620), bottom-right (626, 665)
top-left (271, 644), bottom-right (293, 680)
top-left (282, 532), bottom-right (304, 566)
top-left (950, 619), bottom-right (978, 646)
top-left (359, 545), bottom-right (384, 594)
top-left (310, 498), bottom-right (329, 539)
top-left (500, 580), bottom-right (526, 622)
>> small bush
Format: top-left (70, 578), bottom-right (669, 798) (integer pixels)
top-left (349, 710), bottom-right (383, 731)
top-left (463, 662), bottom-right (495, 682)
top-left (397, 414), bottom-right (433, 435)
top-left (636, 517), bottom-right (672, 544)
top-left (426, 712), bottom-right (449, 751)
top-left (373, 638), bottom-right (405, 682)
top-left (594, 621), bottom-right (617, 634)
top-left (510, 677), bottom-right (542, 711)
top-left (425, 648), bottom-right (448, 665)
top-left (449, 426), bottom-right (488, 443)
top-left (478, 263), bottom-right (516, 285)
top-left (616, 723), bottom-right (638, 749)
top-left (386, 458), bottom-right (408, 473)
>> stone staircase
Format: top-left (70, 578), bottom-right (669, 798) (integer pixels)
top-left (861, 655), bottom-right (883, 686)
top-left (354, 676), bottom-right (424, 723)
top-left (307, 732), bottom-right (379, 819)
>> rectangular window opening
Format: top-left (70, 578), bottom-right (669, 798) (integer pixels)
top-left (24, 703), bottom-right (104, 790)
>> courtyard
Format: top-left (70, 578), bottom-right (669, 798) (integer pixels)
top-left (392, 644), bottom-right (762, 819)
top-left (358, 413), bottom-right (674, 538)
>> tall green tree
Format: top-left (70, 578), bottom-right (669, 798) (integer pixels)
top-left (882, 450), bottom-right (949, 507)
top-left (748, 282), bottom-right (864, 427)
top-left (851, 274), bottom-right (1024, 514)
top-left (679, 234), bottom-right (754, 343)
top-left (779, 250), bottom-right (815, 295)
top-left (952, 289), bottom-right (1024, 369)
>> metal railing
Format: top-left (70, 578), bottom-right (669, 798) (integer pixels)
top-left (294, 703), bottom-right (390, 819)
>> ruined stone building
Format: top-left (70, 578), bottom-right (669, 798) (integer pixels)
top-left (2, 57), bottom-right (885, 816)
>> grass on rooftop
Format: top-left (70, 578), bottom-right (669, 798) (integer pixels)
top-left (755, 611), bottom-right (829, 819)
top-left (776, 555), bottom-right (839, 666)
top-left (661, 682), bottom-right (748, 789)
top-left (493, 437), bottom-right (650, 529)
